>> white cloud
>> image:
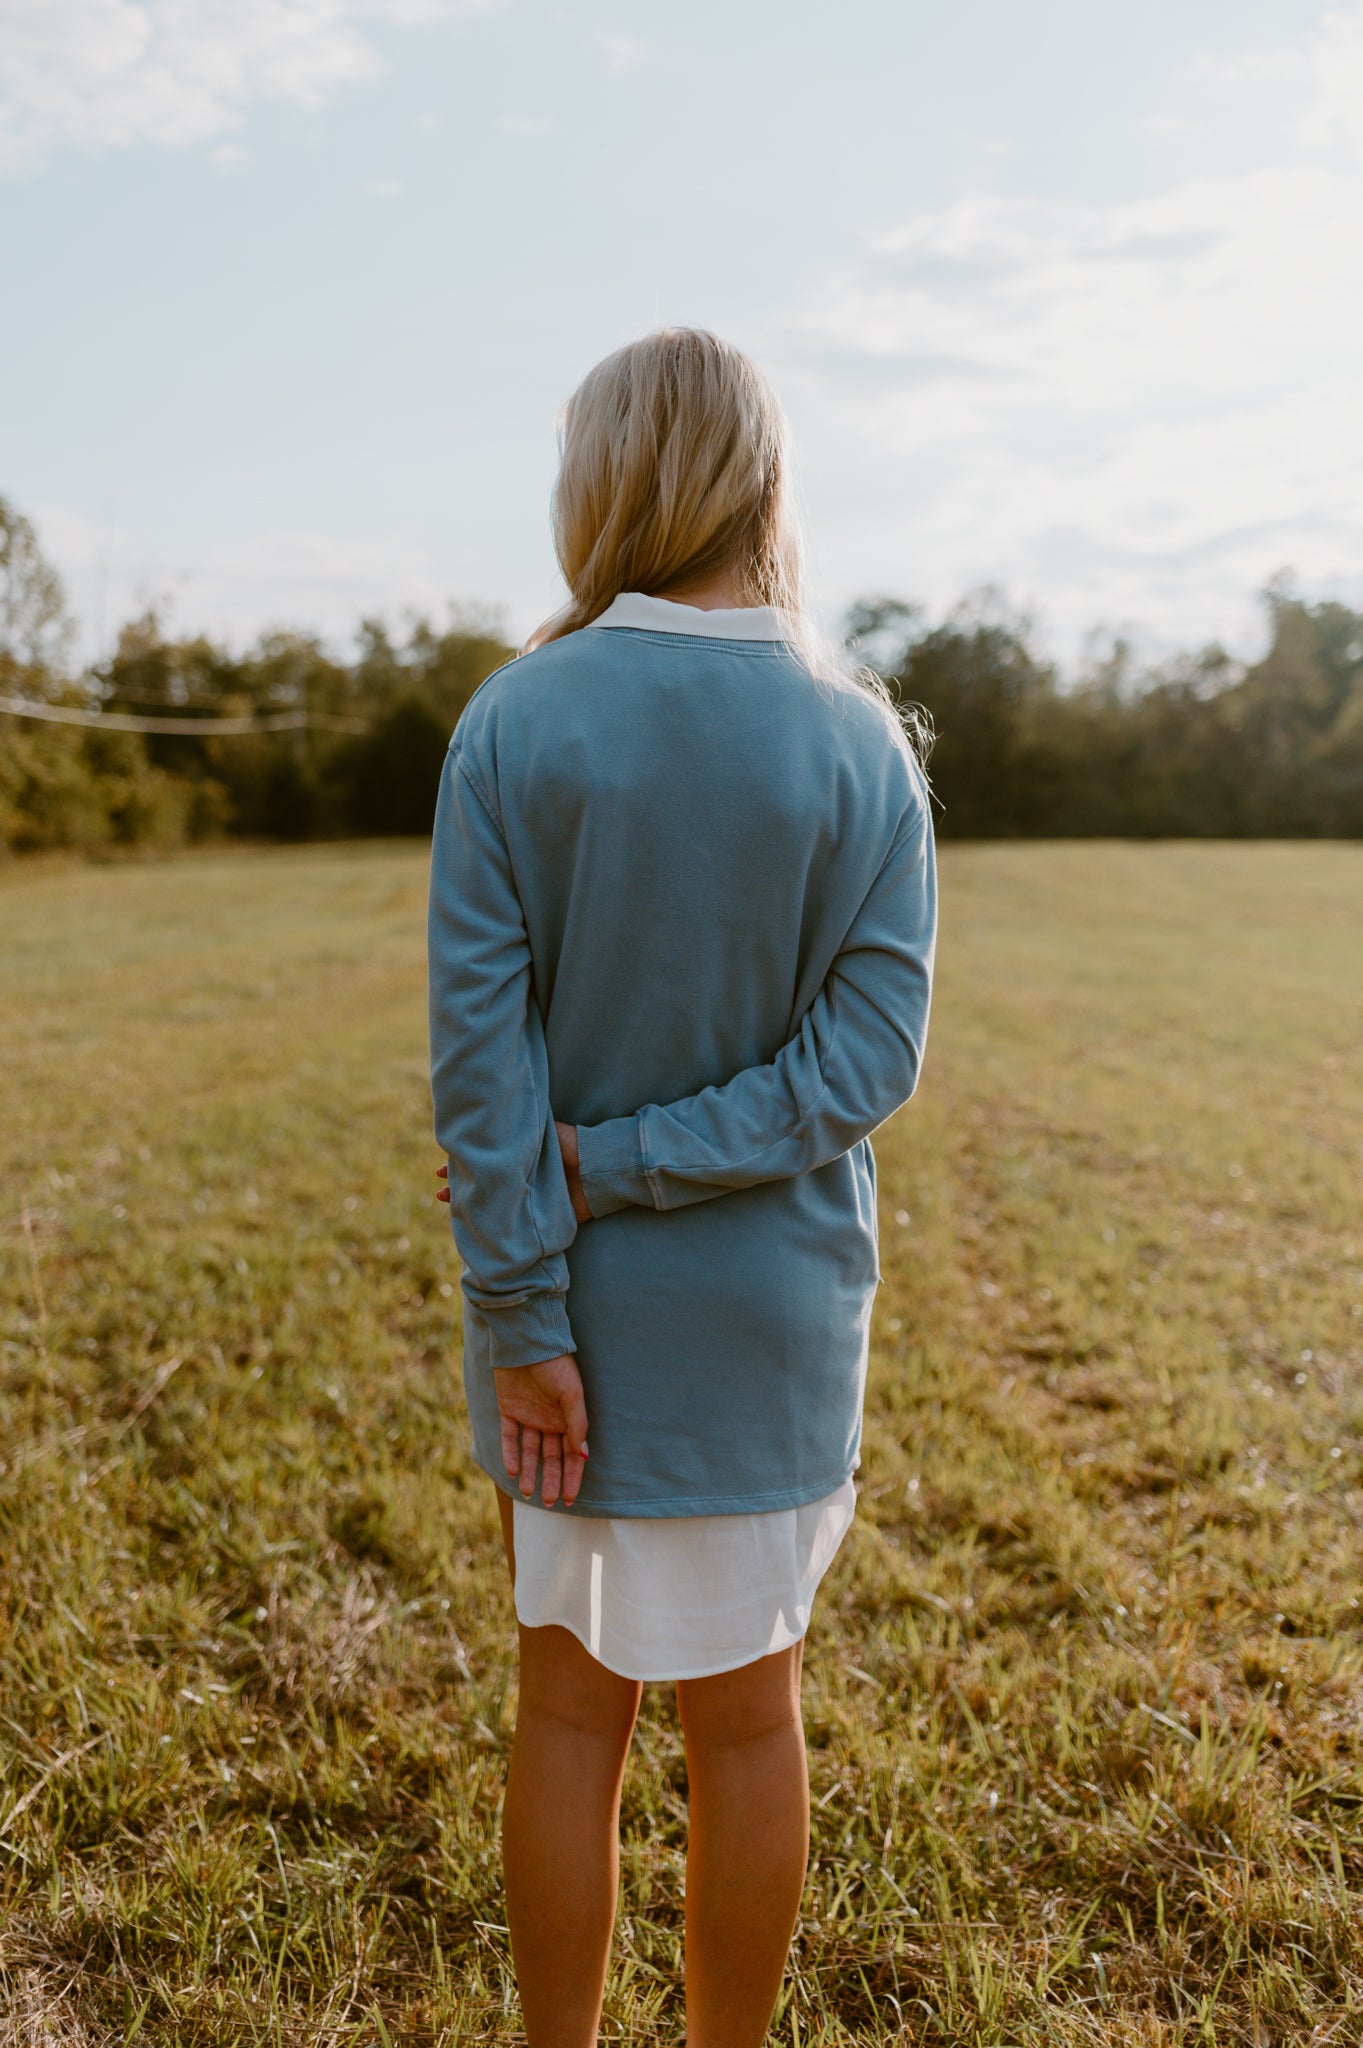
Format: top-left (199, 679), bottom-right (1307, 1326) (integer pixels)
top-left (777, 4), bottom-right (1363, 663)
top-left (598, 32), bottom-right (643, 75)
top-left (0, 0), bottom-right (469, 172)
top-left (1300, 5), bottom-right (1363, 152)
top-left (1192, 4), bottom-right (1363, 154)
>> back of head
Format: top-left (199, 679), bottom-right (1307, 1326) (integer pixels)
top-left (529, 326), bottom-right (932, 768)
top-left (536, 327), bottom-right (800, 637)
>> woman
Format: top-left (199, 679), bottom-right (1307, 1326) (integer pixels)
top-left (428, 328), bottom-right (936, 2048)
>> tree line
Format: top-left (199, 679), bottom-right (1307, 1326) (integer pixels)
top-left (3, 494), bottom-right (1361, 853)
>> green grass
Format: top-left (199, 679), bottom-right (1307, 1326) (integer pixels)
top-left (2, 839), bottom-right (1362, 2046)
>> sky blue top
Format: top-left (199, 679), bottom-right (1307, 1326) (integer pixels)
top-left (427, 594), bottom-right (937, 1518)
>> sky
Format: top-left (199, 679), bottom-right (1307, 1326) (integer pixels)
top-left (2, 0), bottom-right (1360, 675)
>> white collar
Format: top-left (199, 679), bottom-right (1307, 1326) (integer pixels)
top-left (586, 591), bottom-right (792, 641)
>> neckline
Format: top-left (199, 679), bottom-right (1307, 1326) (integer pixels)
top-left (585, 591), bottom-right (793, 641)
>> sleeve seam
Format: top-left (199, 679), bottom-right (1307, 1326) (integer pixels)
top-left (451, 745), bottom-right (504, 832)
top-left (881, 792), bottom-right (927, 872)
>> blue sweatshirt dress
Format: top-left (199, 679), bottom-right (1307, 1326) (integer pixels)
top-left (428, 592), bottom-right (937, 1675)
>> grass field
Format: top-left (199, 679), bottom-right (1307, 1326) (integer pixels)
top-left (2, 839), bottom-right (1362, 2047)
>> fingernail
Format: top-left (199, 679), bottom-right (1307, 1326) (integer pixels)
top-left (581, 1445), bottom-right (589, 1459)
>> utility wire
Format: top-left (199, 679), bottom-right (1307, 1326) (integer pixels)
top-left (0, 696), bottom-right (370, 737)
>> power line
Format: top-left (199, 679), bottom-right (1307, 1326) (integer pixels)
top-left (0, 696), bottom-right (370, 737)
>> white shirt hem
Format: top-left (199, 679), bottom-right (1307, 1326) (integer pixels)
top-left (510, 1475), bottom-right (857, 1682)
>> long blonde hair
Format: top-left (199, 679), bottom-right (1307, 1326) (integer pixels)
top-left (527, 326), bottom-right (931, 761)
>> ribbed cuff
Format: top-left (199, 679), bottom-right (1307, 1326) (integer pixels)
top-left (575, 1115), bottom-right (653, 1216)
top-left (477, 1289), bottom-right (577, 1371)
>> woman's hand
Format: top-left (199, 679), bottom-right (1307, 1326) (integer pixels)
top-left (554, 1120), bottom-right (594, 1224)
top-left (435, 1121), bottom-right (593, 1224)
top-left (493, 1354), bottom-right (590, 1508)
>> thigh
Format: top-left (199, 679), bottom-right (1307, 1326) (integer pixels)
top-left (676, 1638), bottom-right (805, 1750)
top-left (517, 1617), bottom-right (644, 1743)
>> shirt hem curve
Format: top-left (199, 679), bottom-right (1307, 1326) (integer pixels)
top-left (514, 1611), bottom-right (814, 1683)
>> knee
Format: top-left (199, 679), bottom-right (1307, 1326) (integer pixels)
top-left (677, 1661), bottom-right (805, 1757)
top-left (680, 1702), bottom-right (802, 1758)
top-left (520, 1687), bottom-right (642, 1755)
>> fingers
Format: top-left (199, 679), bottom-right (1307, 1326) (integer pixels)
top-left (436, 1163), bottom-right (450, 1204)
top-left (554, 1120), bottom-right (580, 1170)
top-left (518, 1425), bottom-right (542, 1500)
top-left (494, 1357), bottom-right (591, 1508)
top-left (540, 1433), bottom-right (563, 1509)
top-left (554, 1374), bottom-right (589, 1508)
top-left (561, 1438), bottom-right (586, 1508)
top-left (561, 1378), bottom-right (590, 1465)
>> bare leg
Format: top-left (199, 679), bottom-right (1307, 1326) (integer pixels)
top-left (676, 1638), bottom-right (809, 2048)
top-left (494, 1486), bottom-right (643, 2048)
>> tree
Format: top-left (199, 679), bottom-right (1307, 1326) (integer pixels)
top-left (0, 496), bottom-right (73, 689)
top-left (332, 694), bottom-right (452, 837)
top-left (1226, 583), bottom-right (1363, 834)
top-left (856, 587), bottom-right (1059, 836)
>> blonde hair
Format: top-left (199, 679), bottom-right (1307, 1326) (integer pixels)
top-left (527, 327), bottom-right (931, 761)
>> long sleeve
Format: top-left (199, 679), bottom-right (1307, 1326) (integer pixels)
top-left (574, 794), bottom-right (936, 1217)
top-left (427, 745), bottom-right (579, 1368)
